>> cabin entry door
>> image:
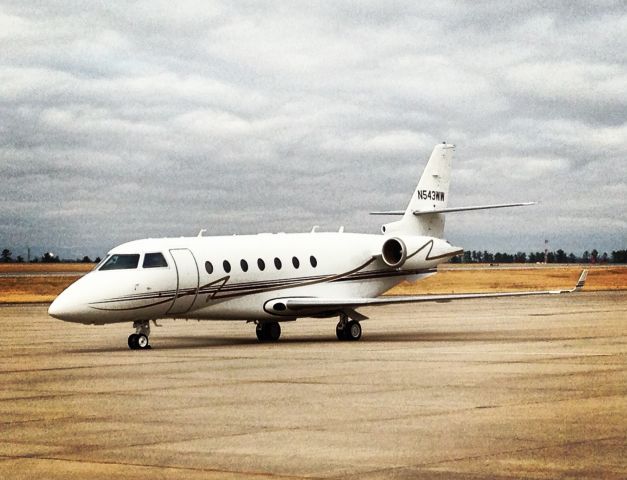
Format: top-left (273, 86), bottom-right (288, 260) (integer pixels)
top-left (166, 249), bottom-right (199, 315)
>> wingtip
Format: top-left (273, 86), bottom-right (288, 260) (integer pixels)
top-left (574, 269), bottom-right (588, 291)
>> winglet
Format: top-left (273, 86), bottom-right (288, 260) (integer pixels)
top-left (573, 269), bottom-right (588, 292)
top-left (550, 269), bottom-right (588, 294)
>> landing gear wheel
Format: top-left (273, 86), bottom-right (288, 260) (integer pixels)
top-left (346, 320), bottom-right (362, 341)
top-left (267, 322), bottom-right (281, 341)
top-left (128, 334), bottom-right (139, 349)
top-left (336, 324), bottom-right (348, 341)
top-left (256, 322), bottom-right (281, 342)
top-left (128, 321), bottom-right (151, 350)
top-left (136, 333), bottom-right (150, 349)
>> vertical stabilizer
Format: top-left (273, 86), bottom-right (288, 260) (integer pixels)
top-left (382, 143), bottom-right (455, 237)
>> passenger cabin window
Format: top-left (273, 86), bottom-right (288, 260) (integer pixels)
top-left (292, 256), bottom-right (300, 269)
top-left (274, 257), bottom-right (282, 270)
top-left (143, 252), bottom-right (168, 268)
top-left (257, 258), bottom-right (265, 271)
top-left (240, 259), bottom-right (249, 272)
top-left (223, 260), bottom-right (231, 273)
top-left (205, 261), bottom-right (213, 274)
top-left (310, 255), bottom-right (318, 268)
top-left (100, 254), bottom-right (140, 271)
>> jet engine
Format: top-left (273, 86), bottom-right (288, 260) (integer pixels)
top-left (380, 236), bottom-right (464, 269)
top-left (381, 237), bottom-right (407, 268)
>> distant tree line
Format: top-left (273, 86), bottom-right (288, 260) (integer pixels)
top-left (451, 249), bottom-right (627, 264)
top-left (0, 249), bottom-right (101, 264)
top-left (2, 246), bottom-right (626, 265)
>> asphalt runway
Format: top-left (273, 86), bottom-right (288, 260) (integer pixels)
top-left (1, 292), bottom-right (625, 479)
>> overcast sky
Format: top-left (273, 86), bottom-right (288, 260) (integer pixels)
top-left (1, 1), bottom-right (625, 259)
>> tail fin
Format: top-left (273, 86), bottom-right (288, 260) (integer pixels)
top-left (382, 143), bottom-right (455, 237)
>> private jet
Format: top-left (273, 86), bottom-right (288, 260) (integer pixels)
top-left (48, 143), bottom-right (587, 349)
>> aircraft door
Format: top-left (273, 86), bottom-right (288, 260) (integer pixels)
top-left (167, 249), bottom-right (200, 315)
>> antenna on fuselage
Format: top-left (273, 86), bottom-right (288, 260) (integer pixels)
top-left (338, 226), bottom-right (344, 233)
top-left (197, 229), bottom-right (206, 237)
top-left (311, 225), bottom-right (319, 233)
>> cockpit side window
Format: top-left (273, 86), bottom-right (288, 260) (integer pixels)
top-left (99, 254), bottom-right (140, 270)
top-left (143, 252), bottom-right (168, 268)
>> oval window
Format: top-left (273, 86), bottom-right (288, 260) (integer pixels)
top-left (223, 260), bottom-right (231, 273)
top-left (274, 257), bottom-right (282, 270)
top-left (257, 258), bottom-right (265, 271)
top-left (240, 259), bottom-right (248, 272)
top-left (310, 256), bottom-right (317, 268)
top-left (292, 256), bottom-right (300, 269)
top-left (205, 261), bottom-right (213, 274)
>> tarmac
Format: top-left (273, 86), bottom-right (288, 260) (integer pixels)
top-left (0, 291), bottom-right (625, 479)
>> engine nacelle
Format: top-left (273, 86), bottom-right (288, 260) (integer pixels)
top-left (381, 237), bottom-right (407, 268)
top-left (380, 236), bottom-right (464, 269)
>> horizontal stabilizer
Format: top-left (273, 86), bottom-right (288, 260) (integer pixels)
top-left (370, 210), bottom-right (405, 216)
top-left (412, 202), bottom-right (536, 216)
top-left (371, 202), bottom-right (535, 216)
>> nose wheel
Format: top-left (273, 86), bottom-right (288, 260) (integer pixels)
top-left (128, 321), bottom-right (151, 350)
top-left (128, 333), bottom-right (150, 349)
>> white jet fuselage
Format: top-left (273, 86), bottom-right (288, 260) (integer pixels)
top-left (48, 144), bottom-right (586, 349)
top-left (50, 232), bottom-right (459, 325)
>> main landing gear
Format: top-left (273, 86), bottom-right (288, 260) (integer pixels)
top-left (256, 321), bottom-right (281, 342)
top-left (336, 313), bottom-right (362, 341)
top-left (128, 320), bottom-right (151, 350)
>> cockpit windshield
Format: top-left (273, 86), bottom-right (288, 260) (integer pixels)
top-left (99, 254), bottom-right (140, 271)
top-left (92, 255), bottom-right (109, 271)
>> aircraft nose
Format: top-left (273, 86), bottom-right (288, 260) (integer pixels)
top-left (48, 290), bottom-right (84, 322)
top-left (48, 293), bottom-right (68, 320)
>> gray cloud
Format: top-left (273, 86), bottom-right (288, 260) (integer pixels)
top-left (1, 1), bottom-right (625, 259)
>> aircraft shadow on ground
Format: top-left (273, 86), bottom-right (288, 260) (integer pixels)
top-left (156, 331), bottom-right (573, 346)
top-left (71, 330), bottom-right (572, 353)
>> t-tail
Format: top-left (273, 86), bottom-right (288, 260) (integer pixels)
top-left (371, 143), bottom-right (535, 238)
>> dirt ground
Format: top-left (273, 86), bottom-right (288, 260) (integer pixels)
top-left (389, 265), bottom-right (627, 295)
top-left (0, 275), bottom-right (83, 303)
top-left (0, 263), bottom-right (625, 303)
top-left (0, 263), bottom-right (94, 274)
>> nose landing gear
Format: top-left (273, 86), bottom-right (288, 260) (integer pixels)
top-left (128, 321), bottom-right (151, 350)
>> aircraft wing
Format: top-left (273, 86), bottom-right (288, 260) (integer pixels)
top-left (267, 270), bottom-right (588, 314)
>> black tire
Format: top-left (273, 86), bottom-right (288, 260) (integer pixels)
top-left (256, 324), bottom-right (268, 342)
top-left (128, 334), bottom-right (139, 350)
top-left (267, 322), bottom-right (281, 341)
top-left (346, 321), bottom-right (362, 341)
top-left (256, 322), bottom-right (281, 342)
top-left (336, 324), bottom-right (347, 341)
